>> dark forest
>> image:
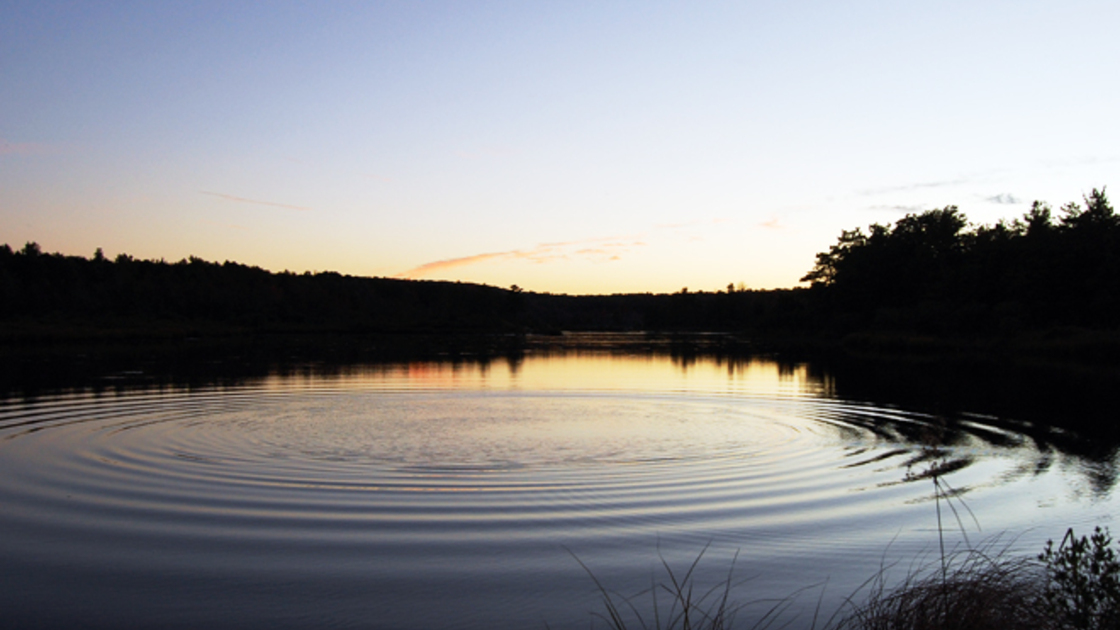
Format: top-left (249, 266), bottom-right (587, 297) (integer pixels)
top-left (3, 189), bottom-right (1117, 360)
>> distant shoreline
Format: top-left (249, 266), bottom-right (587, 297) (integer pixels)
top-left (6, 188), bottom-right (1118, 363)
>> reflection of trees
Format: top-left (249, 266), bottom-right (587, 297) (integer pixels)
top-left (0, 333), bottom-right (529, 399)
top-left (3, 333), bottom-right (1115, 499)
top-left (1082, 458), bottom-right (1120, 497)
top-left (826, 390), bottom-right (1120, 499)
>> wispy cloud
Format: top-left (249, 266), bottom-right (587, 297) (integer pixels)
top-left (398, 218), bottom-right (724, 279)
top-left (399, 251), bottom-right (512, 277)
top-left (984, 193), bottom-right (1021, 204)
top-left (397, 236), bottom-right (644, 278)
top-left (397, 247), bottom-right (569, 277)
top-left (201, 191), bottom-right (311, 211)
top-left (0, 138), bottom-right (59, 156)
top-left (759, 217), bottom-right (783, 230)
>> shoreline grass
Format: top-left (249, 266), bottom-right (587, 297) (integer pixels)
top-left (574, 527), bottom-right (1120, 630)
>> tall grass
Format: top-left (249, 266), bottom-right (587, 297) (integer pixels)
top-left (569, 543), bottom-right (826, 630)
top-left (576, 528), bottom-right (1120, 630)
top-left (573, 426), bottom-right (1120, 629)
top-left (574, 440), bottom-right (1119, 630)
top-left (832, 541), bottom-right (1047, 630)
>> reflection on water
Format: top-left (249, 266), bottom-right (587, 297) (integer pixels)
top-left (0, 344), bottom-right (1117, 629)
top-left (264, 351), bottom-right (832, 396)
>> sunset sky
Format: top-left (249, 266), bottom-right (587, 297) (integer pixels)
top-left (3, 1), bottom-right (1118, 295)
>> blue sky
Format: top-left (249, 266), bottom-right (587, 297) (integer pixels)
top-left (3, 1), bottom-right (1118, 294)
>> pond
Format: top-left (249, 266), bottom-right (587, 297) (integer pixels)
top-left (0, 344), bottom-right (1116, 629)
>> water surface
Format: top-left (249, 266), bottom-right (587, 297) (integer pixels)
top-left (0, 351), bottom-right (1115, 629)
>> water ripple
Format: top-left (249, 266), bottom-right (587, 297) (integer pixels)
top-left (0, 375), bottom-right (1113, 629)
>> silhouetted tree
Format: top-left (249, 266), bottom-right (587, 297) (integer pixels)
top-left (803, 188), bottom-right (1117, 333)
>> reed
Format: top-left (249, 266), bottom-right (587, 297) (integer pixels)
top-left (569, 543), bottom-right (824, 630)
top-left (574, 529), bottom-right (1120, 630)
top-left (832, 542), bottom-right (1047, 630)
top-left (574, 439), bottom-right (1120, 629)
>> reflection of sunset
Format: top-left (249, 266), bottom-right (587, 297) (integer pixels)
top-left (0, 350), bottom-right (1108, 630)
top-left (265, 353), bottom-right (832, 398)
top-left (506, 354), bottom-right (831, 397)
top-left (405, 362), bottom-right (469, 388)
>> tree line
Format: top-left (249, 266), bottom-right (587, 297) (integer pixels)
top-left (802, 187), bottom-right (1119, 335)
top-left (0, 247), bottom-right (524, 336)
top-left (1, 188), bottom-right (1114, 342)
top-left (0, 243), bottom-right (812, 338)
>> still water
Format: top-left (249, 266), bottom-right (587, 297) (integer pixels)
top-left (0, 351), bottom-right (1116, 629)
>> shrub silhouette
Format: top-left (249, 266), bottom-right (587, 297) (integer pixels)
top-left (1039, 527), bottom-right (1120, 630)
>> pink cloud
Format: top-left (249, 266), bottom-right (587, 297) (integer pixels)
top-left (398, 236), bottom-right (642, 278)
top-left (398, 217), bottom-right (728, 279)
top-left (201, 191), bottom-right (312, 212)
top-left (397, 251), bottom-right (515, 277)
